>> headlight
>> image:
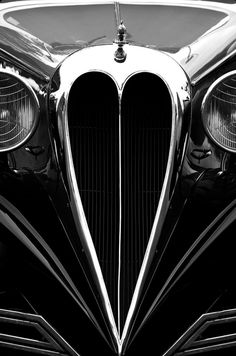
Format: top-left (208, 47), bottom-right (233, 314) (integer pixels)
top-left (0, 72), bottom-right (39, 152)
top-left (202, 71), bottom-right (236, 153)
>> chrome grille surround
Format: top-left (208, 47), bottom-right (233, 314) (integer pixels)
top-left (51, 44), bottom-right (190, 354)
top-left (67, 71), bottom-right (173, 330)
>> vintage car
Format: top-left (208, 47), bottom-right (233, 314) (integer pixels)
top-left (1, 0), bottom-right (236, 355)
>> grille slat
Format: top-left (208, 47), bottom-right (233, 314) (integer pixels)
top-left (68, 72), bottom-right (120, 320)
top-left (68, 71), bottom-right (172, 330)
top-left (120, 73), bottom-right (172, 327)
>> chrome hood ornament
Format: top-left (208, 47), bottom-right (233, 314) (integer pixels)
top-left (114, 21), bottom-right (128, 63)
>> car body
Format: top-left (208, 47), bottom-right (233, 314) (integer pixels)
top-left (0, 0), bottom-right (236, 355)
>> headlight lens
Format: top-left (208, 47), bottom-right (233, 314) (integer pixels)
top-left (0, 72), bottom-right (39, 152)
top-left (202, 72), bottom-right (236, 153)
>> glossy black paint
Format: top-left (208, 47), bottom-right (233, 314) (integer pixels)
top-left (0, 168), bottom-right (115, 355)
top-left (0, 1), bottom-right (236, 356)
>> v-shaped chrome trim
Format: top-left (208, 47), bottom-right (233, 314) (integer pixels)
top-left (52, 44), bottom-right (190, 355)
top-left (55, 82), bottom-right (121, 353)
top-left (120, 77), bottom-right (188, 349)
top-left (117, 93), bottom-right (122, 337)
top-left (64, 124), bottom-right (120, 350)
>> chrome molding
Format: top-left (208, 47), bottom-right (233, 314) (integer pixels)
top-left (201, 70), bottom-right (236, 153)
top-left (0, 309), bottom-right (79, 355)
top-left (132, 198), bottom-right (236, 351)
top-left (0, 194), bottom-right (103, 339)
top-left (114, 1), bottom-right (121, 27)
top-left (118, 90), bottom-right (122, 336)
top-left (52, 44), bottom-right (190, 354)
top-left (163, 308), bottom-right (236, 355)
top-left (0, 0), bottom-right (234, 10)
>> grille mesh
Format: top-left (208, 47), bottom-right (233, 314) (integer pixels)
top-left (120, 73), bottom-right (172, 327)
top-left (68, 72), bottom-right (120, 319)
top-left (68, 71), bottom-right (172, 328)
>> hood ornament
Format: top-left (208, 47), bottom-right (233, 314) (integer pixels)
top-left (114, 20), bottom-right (128, 63)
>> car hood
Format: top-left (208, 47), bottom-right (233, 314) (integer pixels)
top-left (0, 0), bottom-right (236, 83)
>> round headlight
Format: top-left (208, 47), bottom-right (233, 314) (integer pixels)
top-left (202, 71), bottom-right (236, 153)
top-left (0, 72), bottom-right (39, 152)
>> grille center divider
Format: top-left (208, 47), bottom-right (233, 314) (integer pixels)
top-left (67, 71), bottom-right (172, 331)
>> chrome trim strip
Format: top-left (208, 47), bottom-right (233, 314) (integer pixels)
top-left (120, 70), bottom-right (190, 351)
top-left (60, 92), bottom-right (120, 351)
top-left (117, 93), bottom-right (122, 337)
top-left (163, 308), bottom-right (236, 356)
top-left (120, 83), bottom-right (176, 347)
top-left (191, 48), bottom-right (236, 85)
top-left (136, 199), bottom-right (236, 349)
top-left (0, 0), bottom-right (234, 10)
top-left (53, 44), bottom-right (190, 353)
top-left (0, 309), bottom-right (80, 355)
top-left (114, 1), bottom-right (121, 27)
top-left (114, 5), bottom-right (123, 334)
top-left (0, 49), bottom-right (50, 82)
top-left (0, 194), bottom-right (106, 343)
top-left (0, 0), bottom-right (114, 11)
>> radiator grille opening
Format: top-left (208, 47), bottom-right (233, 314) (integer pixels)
top-left (67, 71), bottom-right (172, 329)
top-left (120, 73), bottom-right (172, 327)
top-left (68, 72), bottom-right (120, 320)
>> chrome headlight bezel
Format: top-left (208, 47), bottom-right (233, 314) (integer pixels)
top-left (0, 69), bottom-right (39, 153)
top-left (201, 70), bottom-right (236, 154)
